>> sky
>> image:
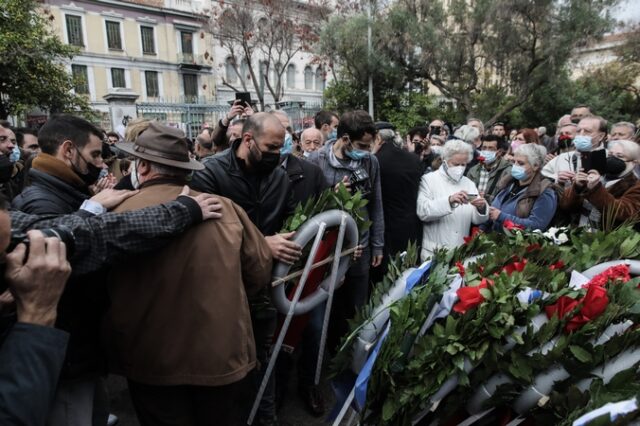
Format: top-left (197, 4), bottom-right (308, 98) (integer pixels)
top-left (611, 0), bottom-right (640, 24)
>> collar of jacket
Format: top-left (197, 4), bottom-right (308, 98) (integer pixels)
top-left (600, 171), bottom-right (638, 197)
top-left (483, 158), bottom-right (510, 173)
top-left (32, 153), bottom-right (86, 189)
top-left (139, 176), bottom-right (188, 190)
top-left (282, 154), bottom-right (304, 182)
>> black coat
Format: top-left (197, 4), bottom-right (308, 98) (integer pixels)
top-left (0, 323), bottom-right (69, 425)
top-left (11, 168), bottom-right (107, 380)
top-left (190, 139), bottom-right (295, 235)
top-left (375, 142), bottom-right (423, 256)
top-left (283, 154), bottom-right (328, 206)
top-left (12, 169), bottom-right (89, 215)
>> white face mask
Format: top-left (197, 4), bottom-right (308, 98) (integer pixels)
top-left (130, 159), bottom-right (140, 189)
top-left (303, 150), bottom-right (310, 158)
top-left (445, 163), bottom-right (465, 182)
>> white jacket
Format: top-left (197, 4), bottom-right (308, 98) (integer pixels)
top-left (417, 167), bottom-right (489, 260)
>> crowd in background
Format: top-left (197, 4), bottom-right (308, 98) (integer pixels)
top-left (0, 101), bottom-right (638, 426)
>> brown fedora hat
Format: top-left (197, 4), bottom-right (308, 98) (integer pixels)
top-left (115, 121), bottom-right (204, 171)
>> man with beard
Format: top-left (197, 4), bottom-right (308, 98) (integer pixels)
top-left (191, 112), bottom-right (301, 426)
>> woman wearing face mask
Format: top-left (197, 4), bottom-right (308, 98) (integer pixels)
top-left (416, 139), bottom-right (489, 261)
top-left (481, 144), bottom-right (558, 233)
top-left (559, 139), bottom-right (640, 229)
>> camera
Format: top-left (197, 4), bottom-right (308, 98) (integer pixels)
top-left (0, 227), bottom-right (75, 293)
top-left (429, 126), bottom-right (442, 137)
top-left (349, 167), bottom-right (371, 197)
top-left (7, 226), bottom-right (76, 258)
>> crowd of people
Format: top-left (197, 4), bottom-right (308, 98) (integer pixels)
top-left (0, 101), bottom-right (638, 426)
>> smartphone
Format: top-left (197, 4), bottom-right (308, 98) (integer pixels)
top-left (582, 150), bottom-right (607, 175)
top-left (235, 91), bottom-right (251, 106)
top-left (467, 194), bottom-right (479, 201)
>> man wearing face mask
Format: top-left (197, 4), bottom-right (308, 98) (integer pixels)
top-left (466, 135), bottom-right (512, 204)
top-left (542, 116), bottom-right (608, 185)
top-left (559, 139), bottom-right (640, 229)
top-left (314, 110), bottom-right (339, 143)
top-left (0, 126), bottom-right (22, 200)
top-left (191, 113), bottom-right (300, 426)
top-left (10, 114), bottom-right (142, 426)
top-left (306, 110), bottom-right (384, 345)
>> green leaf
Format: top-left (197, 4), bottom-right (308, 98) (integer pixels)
top-left (569, 345), bottom-right (593, 363)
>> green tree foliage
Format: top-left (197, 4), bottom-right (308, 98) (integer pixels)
top-left (321, 0), bottom-right (619, 126)
top-left (0, 0), bottom-right (92, 119)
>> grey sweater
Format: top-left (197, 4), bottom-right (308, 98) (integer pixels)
top-left (307, 141), bottom-right (384, 257)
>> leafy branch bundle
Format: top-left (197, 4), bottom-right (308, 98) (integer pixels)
top-left (331, 225), bottom-right (640, 425)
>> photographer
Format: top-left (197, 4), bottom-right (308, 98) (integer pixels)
top-left (209, 100), bottom-right (254, 153)
top-left (307, 110), bottom-right (384, 336)
top-left (0, 200), bottom-right (71, 426)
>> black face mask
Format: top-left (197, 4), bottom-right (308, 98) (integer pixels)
top-left (73, 149), bottom-right (102, 186)
top-left (0, 155), bottom-right (13, 183)
top-left (605, 156), bottom-right (628, 178)
top-left (249, 141), bottom-right (280, 175)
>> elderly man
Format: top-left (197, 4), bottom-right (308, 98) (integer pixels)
top-left (0, 126), bottom-right (18, 199)
top-left (108, 122), bottom-right (272, 426)
top-left (542, 116), bottom-right (608, 184)
top-left (467, 117), bottom-right (485, 135)
top-left (300, 127), bottom-right (323, 156)
top-left (373, 122), bottom-right (422, 264)
top-left (610, 122), bottom-right (637, 142)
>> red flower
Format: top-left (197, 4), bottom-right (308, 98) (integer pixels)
top-left (588, 264), bottom-right (631, 287)
top-left (463, 227), bottom-right (482, 244)
top-left (453, 278), bottom-right (493, 314)
top-left (477, 155), bottom-right (486, 163)
top-left (455, 261), bottom-right (466, 277)
top-left (504, 220), bottom-right (525, 230)
top-left (502, 258), bottom-right (527, 276)
top-left (549, 260), bottom-right (565, 271)
top-left (545, 284), bottom-right (609, 332)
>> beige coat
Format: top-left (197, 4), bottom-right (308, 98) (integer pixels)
top-left (105, 181), bottom-right (272, 386)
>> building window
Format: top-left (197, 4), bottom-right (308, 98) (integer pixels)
top-left (145, 71), bottom-right (159, 97)
top-left (304, 66), bottom-right (313, 90)
top-left (180, 31), bottom-right (193, 54)
top-left (105, 21), bottom-right (122, 50)
top-left (286, 64), bottom-right (296, 89)
top-left (225, 58), bottom-right (237, 84)
top-left (111, 68), bottom-right (126, 88)
top-left (140, 26), bottom-right (156, 54)
top-left (71, 65), bottom-right (89, 94)
top-left (315, 67), bottom-right (325, 92)
top-left (183, 74), bottom-right (198, 100)
top-left (65, 15), bottom-right (84, 47)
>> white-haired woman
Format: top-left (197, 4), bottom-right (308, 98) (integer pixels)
top-left (417, 139), bottom-right (489, 260)
top-left (481, 143), bottom-right (557, 232)
top-left (559, 139), bottom-right (640, 228)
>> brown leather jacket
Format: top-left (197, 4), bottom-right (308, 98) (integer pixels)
top-left (559, 172), bottom-right (640, 226)
top-left (105, 181), bottom-right (272, 386)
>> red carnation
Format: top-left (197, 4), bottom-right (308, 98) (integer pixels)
top-left (545, 284), bottom-right (609, 332)
top-left (549, 260), bottom-right (565, 271)
top-left (504, 220), bottom-right (525, 230)
top-left (453, 278), bottom-right (493, 314)
top-left (588, 264), bottom-right (631, 287)
top-left (455, 261), bottom-right (466, 277)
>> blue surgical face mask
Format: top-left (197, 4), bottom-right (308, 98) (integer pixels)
top-left (480, 150), bottom-right (497, 164)
top-left (573, 135), bottom-right (593, 152)
top-left (345, 149), bottom-right (367, 161)
top-left (9, 145), bottom-right (20, 163)
top-left (280, 133), bottom-right (293, 155)
top-left (328, 129), bottom-right (337, 140)
top-left (511, 164), bottom-right (528, 181)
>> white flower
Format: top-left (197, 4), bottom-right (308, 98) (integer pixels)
top-left (556, 233), bottom-right (569, 244)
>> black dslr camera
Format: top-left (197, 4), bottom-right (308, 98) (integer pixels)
top-left (349, 167), bottom-right (371, 197)
top-left (0, 226), bottom-right (75, 293)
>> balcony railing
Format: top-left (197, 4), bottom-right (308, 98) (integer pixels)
top-left (177, 53), bottom-right (211, 69)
